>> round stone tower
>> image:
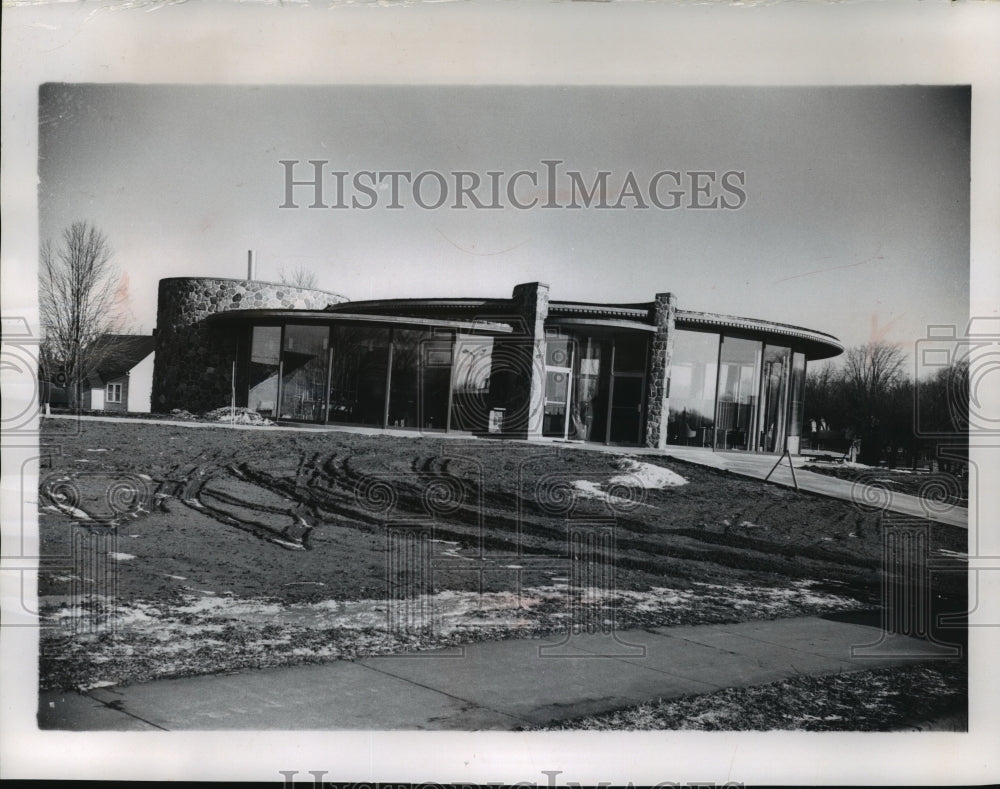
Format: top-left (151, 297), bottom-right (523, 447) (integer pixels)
top-left (152, 277), bottom-right (348, 414)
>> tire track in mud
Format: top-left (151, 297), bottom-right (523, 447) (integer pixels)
top-left (223, 451), bottom-right (883, 593)
top-left (40, 448), bottom-right (888, 598)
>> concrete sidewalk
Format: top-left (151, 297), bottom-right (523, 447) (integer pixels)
top-left (38, 615), bottom-right (949, 731)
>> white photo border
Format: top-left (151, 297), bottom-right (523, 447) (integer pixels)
top-left (2, 1), bottom-right (999, 784)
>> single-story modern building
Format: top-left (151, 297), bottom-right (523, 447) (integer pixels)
top-left (151, 274), bottom-right (842, 452)
top-left (81, 334), bottom-right (156, 413)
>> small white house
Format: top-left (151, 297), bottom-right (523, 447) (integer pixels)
top-left (81, 335), bottom-right (156, 413)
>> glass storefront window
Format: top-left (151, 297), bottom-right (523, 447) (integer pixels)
top-left (569, 336), bottom-right (607, 441)
top-left (279, 324), bottom-right (330, 422)
top-left (758, 344), bottom-right (791, 452)
top-left (388, 329), bottom-right (452, 430)
top-left (328, 325), bottom-right (390, 426)
top-left (450, 335), bottom-right (494, 432)
top-left (788, 352), bottom-right (807, 438)
top-left (716, 336), bottom-right (761, 450)
top-left (248, 325), bottom-right (281, 418)
top-left (666, 330), bottom-right (720, 446)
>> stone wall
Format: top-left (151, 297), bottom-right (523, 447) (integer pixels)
top-left (644, 292), bottom-right (677, 449)
top-left (152, 277), bottom-right (347, 414)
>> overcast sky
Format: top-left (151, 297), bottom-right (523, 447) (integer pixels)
top-left (38, 84), bottom-right (969, 368)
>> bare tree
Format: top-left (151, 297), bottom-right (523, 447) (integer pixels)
top-left (39, 222), bottom-right (126, 407)
top-left (842, 341), bottom-right (908, 464)
top-left (278, 264), bottom-right (319, 290)
top-left (843, 341), bottom-right (906, 401)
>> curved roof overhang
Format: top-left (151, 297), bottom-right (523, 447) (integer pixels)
top-left (207, 299), bottom-right (842, 359)
top-left (546, 317), bottom-right (656, 334)
top-left (676, 310), bottom-right (843, 360)
top-left (206, 309), bottom-right (513, 335)
top-left (324, 298), bottom-right (513, 321)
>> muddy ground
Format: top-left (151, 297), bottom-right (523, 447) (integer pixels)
top-left (803, 461), bottom-right (969, 507)
top-left (37, 418), bottom-right (968, 695)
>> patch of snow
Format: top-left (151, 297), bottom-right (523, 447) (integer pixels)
top-left (204, 406), bottom-right (275, 426)
top-left (86, 448), bottom-right (110, 453)
top-left (271, 537), bottom-right (306, 551)
top-left (81, 679), bottom-right (118, 690)
top-left (49, 500), bottom-right (91, 520)
top-left (109, 552), bottom-right (135, 561)
top-left (571, 480), bottom-right (637, 507)
top-left (612, 458), bottom-right (688, 488)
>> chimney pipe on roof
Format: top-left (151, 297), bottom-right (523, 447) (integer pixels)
top-left (247, 250), bottom-right (256, 281)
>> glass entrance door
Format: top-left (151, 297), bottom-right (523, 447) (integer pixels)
top-left (542, 335), bottom-right (574, 437)
top-left (606, 334), bottom-right (648, 445)
top-left (608, 375), bottom-right (644, 444)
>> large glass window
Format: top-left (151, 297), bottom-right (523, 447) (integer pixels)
top-left (716, 336), bottom-right (761, 450)
top-left (328, 325), bottom-right (390, 426)
top-left (248, 325), bottom-right (281, 418)
top-left (787, 352), bottom-right (807, 438)
top-left (279, 324), bottom-right (330, 422)
top-left (388, 329), bottom-right (452, 430)
top-left (569, 336), bottom-right (608, 441)
top-left (666, 330), bottom-right (720, 446)
top-left (450, 335), bottom-right (494, 432)
top-left (788, 352), bottom-right (806, 436)
top-left (758, 344), bottom-right (791, 452)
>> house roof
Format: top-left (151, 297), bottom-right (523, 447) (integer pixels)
top-left (87, 334), bottom-right (156, 383)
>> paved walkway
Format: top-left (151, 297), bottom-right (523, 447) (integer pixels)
top-left (38, 615), bottom-right (950, 731)
top-left (43, 414), bottom-right (968, 528)
top-left (650, 446), bottom-right (968, 530)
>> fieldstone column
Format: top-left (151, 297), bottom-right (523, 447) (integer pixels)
top-left (509, 281), bottom-right (550, 439)
top-left (644, 292), bottom-right (677, 449)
